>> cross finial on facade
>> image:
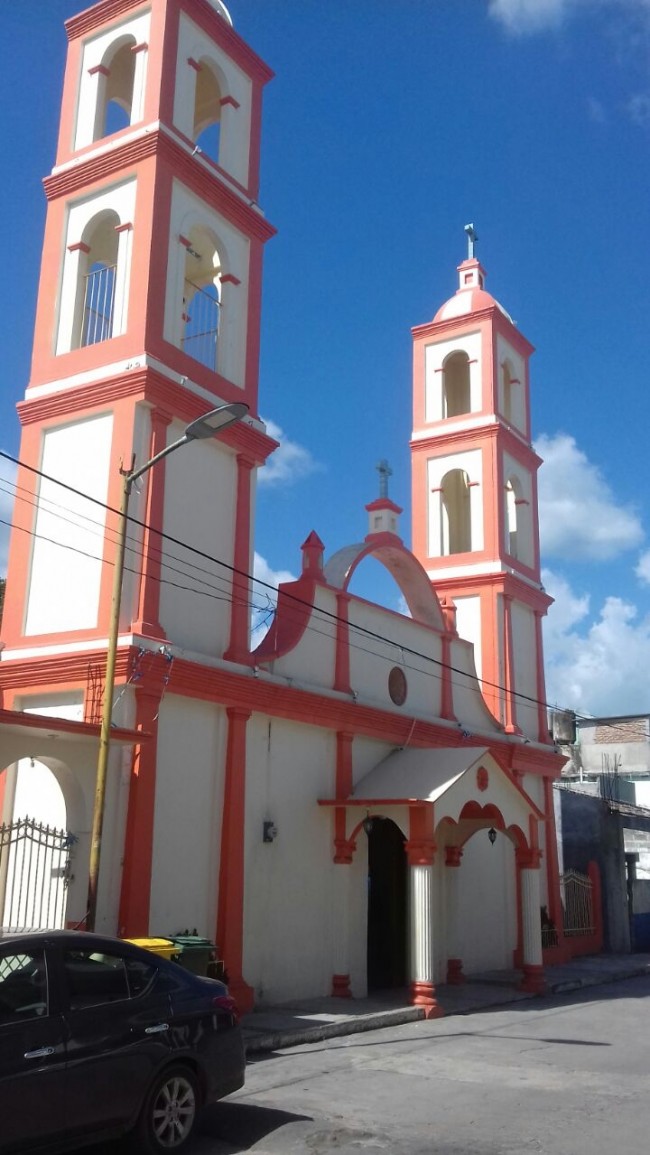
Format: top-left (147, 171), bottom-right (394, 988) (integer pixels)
top-left (464, 222), bottom-right (478, 260)
top-left (376, 459), bottom-right (392, 499)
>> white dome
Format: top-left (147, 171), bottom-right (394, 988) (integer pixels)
top-left (434, 287), bottom-right (513, 325)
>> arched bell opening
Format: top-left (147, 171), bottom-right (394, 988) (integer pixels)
top-left (366, 816), bottom-right (408, 992)
top-left (440, 468), bottom-right (472, 555)
top-left (94, 36), bottom-right (137, 142)
top-left (180, 224), bottom-right (224, 371)
top-left (193, 58), bottom-right (223, 165)
top-left (442, 350), bottom-right (471, 417)
top-left (74, 211), bottom-right (121, 349)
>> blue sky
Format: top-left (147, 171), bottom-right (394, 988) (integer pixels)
top-left (1, 0), bottom-right (649, 718)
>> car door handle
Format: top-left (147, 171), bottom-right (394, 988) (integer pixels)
top-left (24, 1047), bottom-right (55, 1059)
top-left (144, 1023), bottom-right (169, 1035)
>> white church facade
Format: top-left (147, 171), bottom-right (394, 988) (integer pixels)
top-left (0, 0), bottom-right (567, 1015)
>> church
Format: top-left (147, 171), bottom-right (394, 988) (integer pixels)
top-left (0, 0), bottom-right (567, 1015)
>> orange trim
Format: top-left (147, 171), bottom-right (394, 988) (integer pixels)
top-left (118, 679), bottom-right (164, 935)
top-left (331, 973), bottom-right (352, 998)
top-left (335, 732), bottom-right (353, 799)
top-left (216, 707), bottom-right (254, 1013)
top-left (131, 408), bottom-right (171, 639)
top-left (410, 980), bottom-right (444, 1017)
top-left (43, 132), bottom-right (277, 245)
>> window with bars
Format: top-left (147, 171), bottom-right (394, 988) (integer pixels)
top-left (81, 262), bottom-right (116, 346)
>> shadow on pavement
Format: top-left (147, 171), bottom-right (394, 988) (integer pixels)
top-left (199, 1102), bottom-right (313, 1150)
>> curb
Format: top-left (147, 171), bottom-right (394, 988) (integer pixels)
top-left (243, 964), bottom-right (650, 1055)
top-left (244, 1006), bottom-right (425, 1054)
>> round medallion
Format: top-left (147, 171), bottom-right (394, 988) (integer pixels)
top-left (388, 666), bottom-right (407, 706)
top-left (476, 766), bottom-right (489, 792)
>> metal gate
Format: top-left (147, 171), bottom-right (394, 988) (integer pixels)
top-left (561, 869), bottom-right (595, 937)
top-left (0, 818), bottom-right (76, 934)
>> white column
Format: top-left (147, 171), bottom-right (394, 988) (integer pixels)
top-left (407, 838), bottom-right (442, 1017)
top-left (519, 851), bottom-right (546, 993)
top-left (113, 224), bottom-right (133, 338)
top-left (132, 47), bottom-right (148, 124)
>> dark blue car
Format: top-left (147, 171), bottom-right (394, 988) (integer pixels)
top-left (0, 930), bottom-right (245, 1153)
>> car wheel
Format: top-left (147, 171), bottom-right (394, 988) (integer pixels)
top-left (136, 1064), bottom-right (200, 1154)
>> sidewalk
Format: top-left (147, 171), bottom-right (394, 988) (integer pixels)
top-left (242, 952), bottom-right (650, 1055)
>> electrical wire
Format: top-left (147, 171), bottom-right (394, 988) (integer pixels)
top-left (0, 449), bottom-right (603, 729)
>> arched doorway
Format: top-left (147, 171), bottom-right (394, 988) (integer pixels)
top-left (367, 817), bottom-right (407, 991)
top-left (1, 758), bottom-right (72, 931)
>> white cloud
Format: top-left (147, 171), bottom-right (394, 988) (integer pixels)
top-left (636, 550), bottom-right (650, 585)
top-left (627, 93), bottom-right (650, 126)
top-left (488, 0), bottom-right (650, 37)
top-left (251, 551), bottom-right (297, 647)
top-left (488, 0), bottom-right (571, 34)
top-left (0, 457), bottom-right (17, 576)
top-left (258, 419), bottom-right (320, 487)
top-left (536, 432), bottom-right (643, 560)
top-left (586, 95), bottom-right (607, 122)
top-left (543, 568), bottom-right (650, 715)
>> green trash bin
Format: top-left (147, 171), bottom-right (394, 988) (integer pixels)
top-left (168, 930), bottom-right (217, 976)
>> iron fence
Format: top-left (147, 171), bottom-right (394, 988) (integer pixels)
top-left (0, 818), bottom-right (75, 934)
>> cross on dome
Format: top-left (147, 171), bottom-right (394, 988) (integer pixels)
top-left (376, 459), bottom-right (392, 499)
top-left (466, 221), bottom-right (480, 261)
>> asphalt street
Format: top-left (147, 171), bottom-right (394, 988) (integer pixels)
top-left (86, 974), bottom-right (650, 1154)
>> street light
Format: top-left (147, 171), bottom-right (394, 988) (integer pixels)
top-left (86, 401), bottom-right (248, 932)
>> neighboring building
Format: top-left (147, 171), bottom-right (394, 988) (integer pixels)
top-left (554, 712), bottom-right (650, 878)
top-left (0, 0), bottom-right (567, 1013)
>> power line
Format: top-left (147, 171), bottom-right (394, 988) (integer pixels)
top-left (0, 448), bottom-right (578, 727)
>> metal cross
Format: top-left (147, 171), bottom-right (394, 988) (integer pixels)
top-left (464, 222), bottom-right (478, 260)
top-left (376, 459), bottom-right (392, 499)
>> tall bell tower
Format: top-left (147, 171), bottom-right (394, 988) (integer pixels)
top-left (0, 0), bottom-right (277, 949)
top-left (410, 229), bottom-right (552, 741)
top-left (2, 0), bottom-right (276, 664)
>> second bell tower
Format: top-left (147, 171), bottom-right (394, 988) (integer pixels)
top-left (410, 231), bottom-right (552, 741)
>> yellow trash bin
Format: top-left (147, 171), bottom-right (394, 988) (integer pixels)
top-left (124, 937), bottom-right (179, 962)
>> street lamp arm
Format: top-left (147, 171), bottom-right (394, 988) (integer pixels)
top-left (128, 434), bottom-right (191, 485)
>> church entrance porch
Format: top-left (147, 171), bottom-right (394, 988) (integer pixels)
top-left (321, 745), bottom-right (549, 1011)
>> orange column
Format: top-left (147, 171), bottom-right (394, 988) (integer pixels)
top-left (217, 707), bottom-right (254, 1012)
top-left (502, 594), bottom-right (521, 734)
top-left (132, 408), bottom-right (172, 639)
top-left (118, 678), bottom-right (163, 936)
